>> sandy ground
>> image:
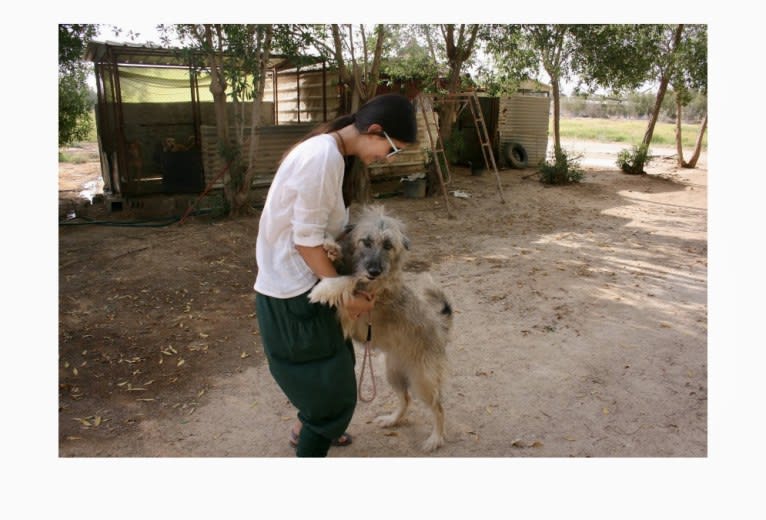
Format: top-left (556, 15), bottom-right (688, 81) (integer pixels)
top-left (57, 138), bottom-right (707, 458)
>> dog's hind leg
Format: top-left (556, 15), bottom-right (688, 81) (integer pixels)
top-left (411, 372), bottom-right (446, 452)
top-left (422, 399), bottom-right (446, 452)
top-left (374, 362), bottom-right (410, 428)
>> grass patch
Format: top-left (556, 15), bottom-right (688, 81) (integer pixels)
top-left (59, 110), bottom-right (99, 164)
top-left (557, 117), bottom-right (707, 149)
top-left (86, 109), bottom-right (97, 142)
top-left (59, 151), bottom-right (90, 164)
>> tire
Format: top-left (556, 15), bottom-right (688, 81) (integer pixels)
top-left (503, 141), bottom-right (528, 169)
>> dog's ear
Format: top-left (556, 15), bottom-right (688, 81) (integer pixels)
top-left (403, 235), bottom-right (411, 251)
top-left (336, 224), bottom-right (355, 242)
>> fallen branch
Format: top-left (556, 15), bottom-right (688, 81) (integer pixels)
top-left (110, 246), bottom-right (150, 262)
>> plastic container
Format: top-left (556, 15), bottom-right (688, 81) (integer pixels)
top-left (402, 178), bottom-right (427, 198)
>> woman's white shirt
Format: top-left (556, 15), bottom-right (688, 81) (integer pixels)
top-left (254, 133), bottom-right (349, 298)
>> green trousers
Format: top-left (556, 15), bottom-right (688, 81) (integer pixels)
top-left (255, 289), bottom-right (356, 457)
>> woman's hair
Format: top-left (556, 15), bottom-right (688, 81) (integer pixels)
top-left (353, 93), bottom-right (418, 143)
top-left (281, 93), bottom-right (418, 206)
top-left (300, 93), bottom-right (418, 144)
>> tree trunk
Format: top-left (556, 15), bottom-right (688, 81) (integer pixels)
top-left (332, 24), bottom-right (383, 114)
top-left (675, 92), bottom-right (687, 167)
top-left (684, 113), bottom-right (707, 168)
top-left (364, 25), bottom-right (385, 101)
top-left (345, 160), bottom-right (370, 206)
top-left (204, 26), bottom-right (233, 205)
top-left (437, 24), bottom-right (479, 143)
top-left (642, 24), bottom-right (684, 149)
top-left (642, 74), bottom-right (670, 149)
top-left (231, 26), bottom-right (274, 216)
top-left (551, 78), bottom-right (562, 158)
top-left (438, 69), bottom-right (462, 143)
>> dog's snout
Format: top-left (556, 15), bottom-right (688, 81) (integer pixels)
top-left (366, 266), bottom-right (382, 279)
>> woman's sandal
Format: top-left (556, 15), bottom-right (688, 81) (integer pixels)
top-left (289, 428), bottom-right (353, 447)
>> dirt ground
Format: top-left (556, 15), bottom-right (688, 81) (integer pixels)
top-left (58, 139), bottom-right (707, 457)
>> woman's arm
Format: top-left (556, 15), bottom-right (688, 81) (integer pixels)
top-left (295, 244), bottom-right (338, 279)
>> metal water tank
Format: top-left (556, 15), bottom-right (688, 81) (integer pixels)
top-left (498, 89), bottom-right (551, 167)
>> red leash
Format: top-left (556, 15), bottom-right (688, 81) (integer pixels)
top-left (357, 314), bottom-right (377, 403)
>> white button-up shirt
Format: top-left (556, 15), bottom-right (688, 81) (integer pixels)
top-left (254, 133), bottom-right (349, 298)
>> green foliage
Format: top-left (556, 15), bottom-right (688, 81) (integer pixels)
top-left (381, 25), bottom-right (442, 85)
top-left (671, 25), bottom-right (708, 95)
top-left (443, 129), bottom-right (465, 164)
top-left (59, 24), bottom-right (98, 146)
top-left (539, 149), bottom-right (584, 185)
top-left (571, 25), bottom-right (663, 93)
top-left (58, 150), bottom-right (87, 164)
top-left (617, 144), bottom-right (652, 174)
top-left (483, 25), bottom-right (537, 94)
top-left (59, 70), bottom-right (94, 145)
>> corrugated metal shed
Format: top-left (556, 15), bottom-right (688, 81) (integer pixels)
top-left (200, 123), bottom-right (313, 188)
top-left (498, 93), bottom-right (551, 166)
top-left (264, 67), bottom-right (340, 124)
top-left (85, 40), bottom-right (301, 71)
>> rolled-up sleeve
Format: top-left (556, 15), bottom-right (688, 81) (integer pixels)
top-left (290, 149), bottom-right (342, 247)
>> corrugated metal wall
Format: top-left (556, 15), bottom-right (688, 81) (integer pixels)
top-left (264, 68), bottom-right (340, 124)
top-left (200, 123), bottom-right (314, 187)
top-left (498, 94), bottom-right (551, 166)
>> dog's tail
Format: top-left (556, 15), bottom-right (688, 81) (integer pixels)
top-left (422, 284), bottom-right (453, 333)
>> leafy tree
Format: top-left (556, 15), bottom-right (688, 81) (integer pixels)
top-left (487, 24), bottom-right (576, 161)
top-left (167, 24), bottom-right (314, 215)
top-left (435, 24), bottom-right (482, 141)
top-left (59, 24), bottom-right (98, 146)
top-left (380, 25), bottom-right (443, 88)
top-left (572, 24), bottom-right (661, 95)
top-left (332, 24), bottom-right (387, 111)
top-left (670, 25), bottom-right (707, 168)
top-left (527, 25), bottom-right (578, 158)
top-left (641, 25), bottom-right (685, 156)
top-left (573, 24), bottom-right (685, 173)
top-left (295, 24), bottom-right (388, 113)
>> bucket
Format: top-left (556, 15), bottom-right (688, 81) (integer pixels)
top-left (402, 178), bottom-right (427, 198)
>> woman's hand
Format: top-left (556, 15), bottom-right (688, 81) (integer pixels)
top-left (345, 290), bottom-right (375, 319)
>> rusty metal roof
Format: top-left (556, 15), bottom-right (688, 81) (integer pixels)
top-left (84, 40), bottom-right (323, 70)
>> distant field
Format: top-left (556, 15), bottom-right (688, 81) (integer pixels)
top-left (557, 117), bottom-right (707, 149)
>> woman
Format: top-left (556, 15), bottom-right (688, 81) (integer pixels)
top-left (254, 93), bottom-right (418, 457)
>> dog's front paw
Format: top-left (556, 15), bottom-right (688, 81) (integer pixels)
top-left (308, 276), bottom-right (352, 308)
top-left (373, 413), bottom-right (402, 428)
top-left (421, 432), bottom-right (444, 452)
top-left (322, 238), bottom-right (342, 263)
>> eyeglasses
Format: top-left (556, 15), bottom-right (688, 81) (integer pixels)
top-left (382, 131), bottom-right (403, 159)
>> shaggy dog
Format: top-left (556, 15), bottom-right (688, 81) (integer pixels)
top-left (309, 205), bottom-right (453, 452)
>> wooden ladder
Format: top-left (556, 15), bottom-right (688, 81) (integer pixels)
top-left (417, 94), bottom-right (454, 218)
top-left (441, 91), bottom-right (506, 204)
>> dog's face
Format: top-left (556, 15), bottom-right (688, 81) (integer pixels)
top-left (349, 208), bottom-right (410, 281)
